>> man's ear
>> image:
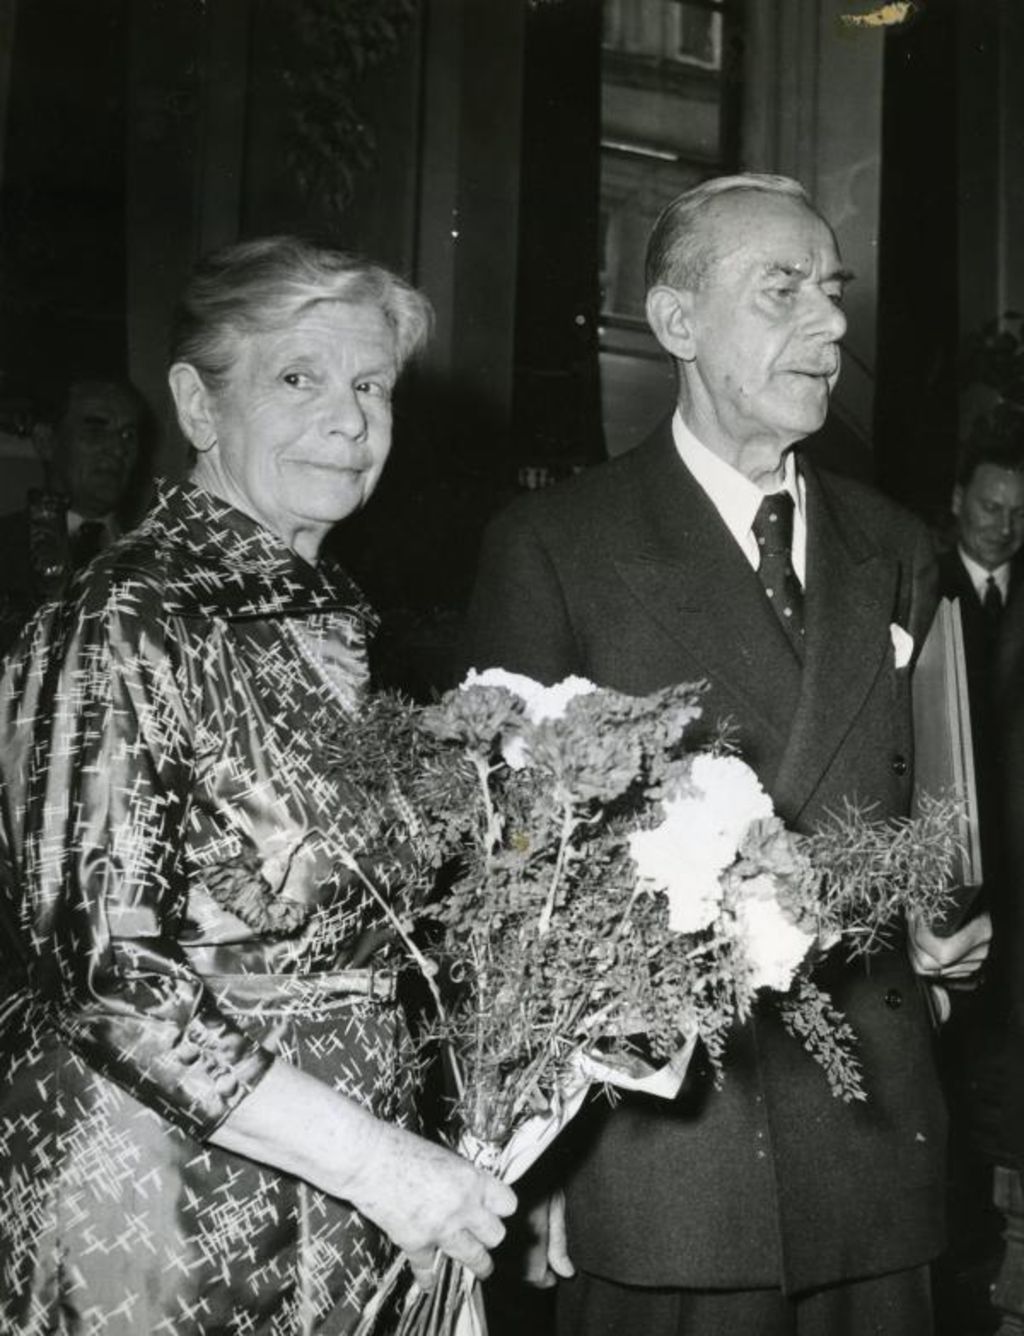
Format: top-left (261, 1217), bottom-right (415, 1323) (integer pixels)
top-left (646, 285), bottom-right (698, 362)
top-left (951, 483), bottom-right (964, 520)
top-left (168, 363), bottom-right (217, 452)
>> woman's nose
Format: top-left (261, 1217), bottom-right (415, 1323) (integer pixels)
top-left (326, 387), bottom-right (367, 440)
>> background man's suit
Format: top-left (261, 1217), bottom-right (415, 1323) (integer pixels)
top-left (461, 423), bottom-right (945, 1295)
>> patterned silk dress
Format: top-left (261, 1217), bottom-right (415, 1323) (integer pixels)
top-left (0, 479), bottom-right (418, 1334)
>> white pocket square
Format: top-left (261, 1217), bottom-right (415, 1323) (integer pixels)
top-left (890, 623), bottom-right (914, 670)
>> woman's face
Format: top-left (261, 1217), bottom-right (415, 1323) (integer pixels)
top-left (199, 300), bottom-right (398, 556)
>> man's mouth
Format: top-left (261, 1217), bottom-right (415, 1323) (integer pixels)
top-left (787, 365), bottom-right (837, 379)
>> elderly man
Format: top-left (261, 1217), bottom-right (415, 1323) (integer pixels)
top-left (461, 174), bottom-right (989, 1335)
top-left (0, 376), bottom-right (144, 654)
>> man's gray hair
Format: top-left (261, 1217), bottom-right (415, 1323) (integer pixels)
top-left (645, 173), bottom-right (813, 293)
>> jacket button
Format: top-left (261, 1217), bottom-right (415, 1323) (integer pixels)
top-left (884, 988), bottom-right (903, 1009)
top-left (890, 754), bottom-right (908, 776)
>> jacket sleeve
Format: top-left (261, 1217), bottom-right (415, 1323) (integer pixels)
top-left (459, 499), bottom-right (582, 684)
top-left (0, 575), bottom-right (273, 1139)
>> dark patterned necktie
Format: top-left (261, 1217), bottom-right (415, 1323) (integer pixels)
top-left (752, 491), bottom-right (804, 650)
top-left (982, 574), bottom-right (1003, 628)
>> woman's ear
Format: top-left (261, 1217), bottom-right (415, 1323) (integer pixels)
top-left (168, 363), bottom-right (218, 452)
top-left (645, 285), bottom-right (698, 363)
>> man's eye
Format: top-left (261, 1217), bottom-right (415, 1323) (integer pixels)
top-left (825, 290), bottom-right (845, 308)
top-left (356, 380), bottom-right (389, 399)
top-left (282, 371), bottom-right (311, 389)
top-left (770, 287), bottom-right (797, 302)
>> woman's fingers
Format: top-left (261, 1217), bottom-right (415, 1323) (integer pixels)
top-left (439, 1227), bottom-right (494, 1280)
top-left (483, 1175), bottom-right (518, 1218)
top-left (405, 1247), bottom-right (439, 1292)
top-left (348, 1122), bottom-right (517, 1273)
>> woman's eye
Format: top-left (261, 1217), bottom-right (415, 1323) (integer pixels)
top-left (356, 380), bottom-right (389, 399)
top-left (771, 287), bottom-right (797, 302)
top-left (282, 371), bottom-right (311, 389)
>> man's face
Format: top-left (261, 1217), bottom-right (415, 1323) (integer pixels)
top-left (204, 300), bottom-right (398, 545)
top-left (953, 463), bottom-right (1024, 571)
top-left (682, 194), bottom-right (849, 454)
top-left (55, 382), bottom-right (141, 517)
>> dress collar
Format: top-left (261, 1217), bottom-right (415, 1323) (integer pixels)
top-left (123, 477), bottom-right (368, 621)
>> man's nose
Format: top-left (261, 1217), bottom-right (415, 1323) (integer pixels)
top-left (807, 290), bottom-right (847, 343)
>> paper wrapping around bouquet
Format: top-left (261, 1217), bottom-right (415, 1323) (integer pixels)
top-left (912, 596), bottom-right (983, 893)
top-left (459, 1030), bottom-right (700, 1186)
top-left (354, 1032), bottom-right (700, 1336)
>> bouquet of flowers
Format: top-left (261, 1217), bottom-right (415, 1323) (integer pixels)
top-left (346, 670), bottom-right (959, 1336)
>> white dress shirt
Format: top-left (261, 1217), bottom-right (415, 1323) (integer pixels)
top-left (671, 410), bottom-right (807, 587)
top-left (957, 545), bottom-right (1010, 605)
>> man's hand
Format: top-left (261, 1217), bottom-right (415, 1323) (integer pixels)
top-left (908, 908), bottom-right (991, 983)
top-left (522, 1191), bottom-right (576, 1289)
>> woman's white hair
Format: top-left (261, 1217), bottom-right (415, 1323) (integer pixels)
top-left (170, 235), bottom-right (434, 390)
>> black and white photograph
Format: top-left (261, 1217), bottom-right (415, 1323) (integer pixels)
top-left (0, 2), bottom-right (1020, 1333)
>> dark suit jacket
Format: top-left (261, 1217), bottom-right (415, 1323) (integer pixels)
top-left (461, 425), bottom-right (945, 1295)
top-left (0, 497), bottom-right (109, 658)
top-left (994, 586), bottom-right (1024, 1164)
top-left (936, 547), bottom-right (1021, 789)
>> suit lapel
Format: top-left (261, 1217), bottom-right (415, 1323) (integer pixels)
top-left (612, 432), bottom-right (802, 750)
top-left (772, 466), bottom-right (898, 821)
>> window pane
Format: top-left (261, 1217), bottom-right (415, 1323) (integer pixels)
top-left (600, 153), bottom-right (706, 321)
top-left (671, 4), bottom-right (723, 70)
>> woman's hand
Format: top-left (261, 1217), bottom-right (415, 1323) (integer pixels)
top-left (210, 1059), bottom-right (515, 1290)
top-left (345, 1118), bottom-right (516, 1289)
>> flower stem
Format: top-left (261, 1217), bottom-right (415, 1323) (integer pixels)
top-left (538, 798), bottom-right (578, 937)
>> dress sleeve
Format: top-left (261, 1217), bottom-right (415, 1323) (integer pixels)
top-left (0, 573), bottom-right (273, 1139)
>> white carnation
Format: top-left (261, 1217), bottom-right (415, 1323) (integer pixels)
top-left (628, 754), bottom-right (774, 935)
top-left (731, 876), bottom-right (816, 992)
top-left (462, 668), bottom-right (597, 722)
top-left (686, 753), bottom-right (774, 848)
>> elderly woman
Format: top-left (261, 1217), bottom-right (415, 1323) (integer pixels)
top-left (0, 237), bottom-right (514, 1332)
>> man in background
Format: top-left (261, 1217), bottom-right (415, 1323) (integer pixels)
top-left (0, 377), bottom-right (145, 655)
top-left (940, 427), bottom-right (1024, 847)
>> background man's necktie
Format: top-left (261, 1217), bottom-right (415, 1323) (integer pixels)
top-left (752, 491), bottom-right (804, 651)
top-left (982, 574), bottom-right (1003, 629)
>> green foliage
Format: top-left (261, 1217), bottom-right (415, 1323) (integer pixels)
top-left (322, 679), bottom-right (959, 1147)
